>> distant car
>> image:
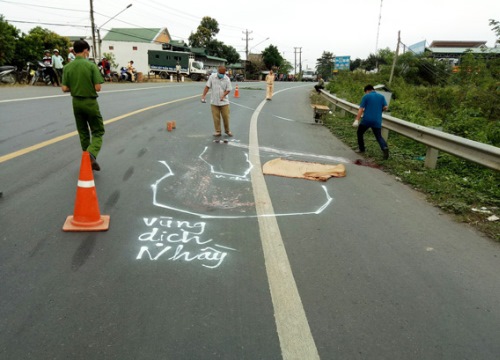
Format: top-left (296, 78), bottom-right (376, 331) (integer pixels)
top-left (302, 70), bottom-right (316, 82)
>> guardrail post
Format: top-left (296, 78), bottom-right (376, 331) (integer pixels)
top-left (424, 147), bottom-right (439, 169)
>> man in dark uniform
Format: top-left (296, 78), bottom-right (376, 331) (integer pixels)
top-left (62, 40), bottom-right (105, 171)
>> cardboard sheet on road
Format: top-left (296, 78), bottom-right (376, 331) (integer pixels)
top-left (263, 158), bottom-right (346, 182)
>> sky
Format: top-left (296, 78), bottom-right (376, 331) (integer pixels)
top-left (2, 0), bottom-right (499, 69)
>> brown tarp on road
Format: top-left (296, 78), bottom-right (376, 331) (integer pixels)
top-left (262, 158), bottom-right (346, 182)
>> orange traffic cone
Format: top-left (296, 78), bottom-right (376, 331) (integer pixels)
top-left (234, 84), bottom-right (240, 98)
top-left (63, 151), bottom-right (110, 231)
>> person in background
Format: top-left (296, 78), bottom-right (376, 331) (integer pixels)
top-left (62, 40), bottom-right (105, 171)
top-left (67, 47), bottom-right (76, 62)
top-left (100, 57), bottom-right (111, 81)
top-left (42, 50), bottom-right (59, 86)
top-left (314, 74), bottom-right (325, 93)
top-left (352, 84), bottom-right (389, 160)
top-left (52, 49), bottom-right (64, 85)
top-left (265, 68), bottom-right (275, 100)
top-left (201, 65), bottom-right (233, 137)
top-left (176, 61), bottom-right (181, 82)
top-left (127, 60), bottom-right (136, 82)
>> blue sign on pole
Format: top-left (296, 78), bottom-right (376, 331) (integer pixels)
top-left (334, 56), bottom-right (351, 70)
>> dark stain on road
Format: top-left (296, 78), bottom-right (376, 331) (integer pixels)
top-left (353, 159), bottom-right (382, 169)
top-left (137, 148), bottom-right (147, 157)
top-left (123, 167), bottom-right (134, 182)
top-left (104, 190), bottom-right (120, 209)
top-left (71, 234), bottom-right (96, 271)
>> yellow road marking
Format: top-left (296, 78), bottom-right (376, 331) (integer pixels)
top-left (0, 94), bottom-right (199, 164)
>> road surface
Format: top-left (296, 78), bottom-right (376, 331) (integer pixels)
top-left (1, 81), bottom-right (499, 359)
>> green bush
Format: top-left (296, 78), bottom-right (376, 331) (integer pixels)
top-left (323, 68), bottom-right (500, 241)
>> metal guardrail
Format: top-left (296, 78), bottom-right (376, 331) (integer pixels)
top-left (320, 90), bottom-right (500, 171)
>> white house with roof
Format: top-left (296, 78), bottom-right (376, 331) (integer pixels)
top-left (101, 28), bottom-right (171, 73)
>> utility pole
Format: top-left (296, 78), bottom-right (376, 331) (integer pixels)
top-left (294, 48), bottom-right (297, 77)
top-left (294, 47), bottom-right (302, 78)
top-left (242, 29), bottom-right (253, 61)
top-left (389, 30), bottom-right (400, 85)
top-left (89, 0), bottom-right (97, 61)
top-left (375, 0), bottom-right (383, 70)
top-left (299, 47), bottom-right (302, 74)
top-left (375, 0), bottom-right (383, 53)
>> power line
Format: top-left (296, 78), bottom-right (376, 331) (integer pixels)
top-left (399, 40), bottom-right (452, 81)
top-left (0, 0), bottom-right (87, 13)
top-left (6, 19), bottom-right (91, 29)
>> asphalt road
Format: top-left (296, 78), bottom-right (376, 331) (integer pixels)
top-left (0, 81), bottom-right (499, 360)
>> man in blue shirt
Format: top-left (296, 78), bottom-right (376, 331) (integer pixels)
top-left (353, 84), bottom-right (389, 159)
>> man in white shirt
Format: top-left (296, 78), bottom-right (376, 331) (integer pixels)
top-left (175, 61), bottom-right (181, 82)
top-left (52, 49), bottom-right (64, 84)
top-left (68, 47), bottom-right (76, 62)
top-left (201, 66), bottom-right (233, 137)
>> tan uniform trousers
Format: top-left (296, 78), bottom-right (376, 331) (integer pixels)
top-left (210, 104), bottom-right (230, 133)
top-left (266, 84), bottom-right (274, 99)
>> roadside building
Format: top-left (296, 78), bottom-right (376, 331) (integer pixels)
top-left (101, 27), bottom-right (171, 73)
top-left (425, 40), bottom-right (500, 66)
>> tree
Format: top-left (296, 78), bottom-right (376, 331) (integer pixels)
top-left (103, 52), bottom-right (118, 70)
top-left (397, 52), bottom-right (450, 86)
top-left (220, 44), bottom-right (240, 64)
top-left (350, 58), bottom-right (362, 71)
top-left (362, 47), bottom-right (393, 71)
top-left (278, 59), bottom-right (293, 75)
top-left (13, 27), bottom-right (70, 69)
top-left (316, 51), bottom-right (334, 80)
top-left (489, 19), bottom-right (500, 46)
top-left (0, 16), bottom-right (19, 65)
top-left (261, 44), bottom-right (283, 70)
top-left (188, 17), bottom-right (219, 48)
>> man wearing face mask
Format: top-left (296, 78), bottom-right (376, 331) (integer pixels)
top-left (62, 40), bottom-right (105, 171)
top-left (201, 65), bottom-right (233, 137)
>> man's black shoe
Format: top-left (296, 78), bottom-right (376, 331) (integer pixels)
top-left (355, 149), bottom-right (365, 154)
top-left (89, 153), bottom-right (101, 171)
top-left (383, 148), bottom-right (389, 160)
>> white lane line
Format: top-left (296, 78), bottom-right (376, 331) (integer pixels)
top-left (0, 84), bottom-right (181, 103)
top-left (249, 89), bottom-right (320, 359)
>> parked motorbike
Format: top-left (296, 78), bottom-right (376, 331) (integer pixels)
top-left (30, 61), bottom-right (52, 86)
top-left (16, 62), bottom-right (35, 84)
top-left (119, 67), bottom-right (136, 82)
top-left (0, 65), bottom-right (18, 84)
top-left (98, 63), bottom-right (119, 82)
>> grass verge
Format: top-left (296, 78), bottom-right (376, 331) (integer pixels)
top-left (310, 92), bottom-right (500, 242)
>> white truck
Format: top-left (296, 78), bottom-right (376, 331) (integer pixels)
top-left (148, 50), bottom-right (206, 81)
top-left (302, 69), bottom-right (316, 82)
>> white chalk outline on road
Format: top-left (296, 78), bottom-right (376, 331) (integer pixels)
top-left (151, 160), bottom-right (332, 219)
top-left (249, 88), bottom-right (320, 359)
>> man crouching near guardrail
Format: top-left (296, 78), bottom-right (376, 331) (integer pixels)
top-left (352, 84), bottom-right (389, 160)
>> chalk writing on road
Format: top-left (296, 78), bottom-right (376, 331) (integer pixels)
top-left (136, 216), bottom-right (236, 269)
